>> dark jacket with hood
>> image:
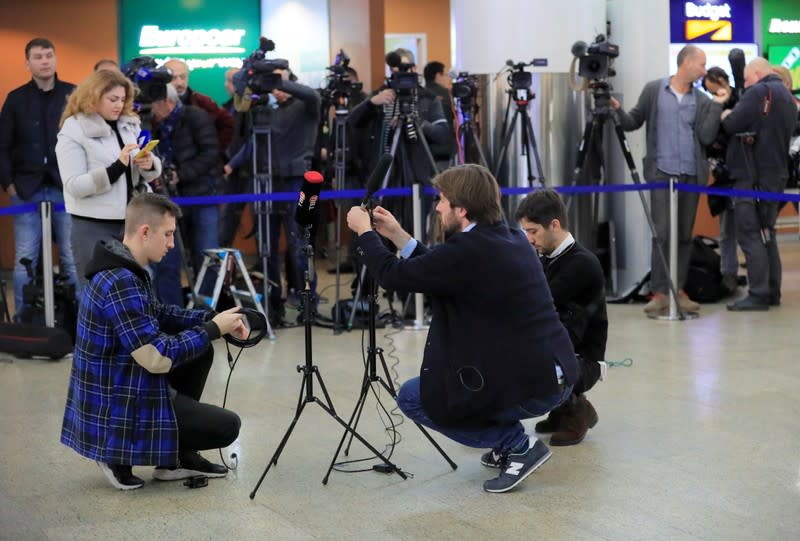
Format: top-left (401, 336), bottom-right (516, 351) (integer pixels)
top-left (60, 239), bottom-right (219, 466)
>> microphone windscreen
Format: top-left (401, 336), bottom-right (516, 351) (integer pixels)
top-left (362, 154), bottom-right (393, 206)
top-left (295, 170), bottom-right (324, 225)
top-left (385, 51), bottom-right (402, 69)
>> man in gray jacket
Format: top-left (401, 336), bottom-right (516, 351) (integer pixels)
top-left (611, 45), bottom-right (728, 315)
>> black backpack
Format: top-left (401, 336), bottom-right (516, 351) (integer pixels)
top-left (683, 236), bottom-right (726, 303)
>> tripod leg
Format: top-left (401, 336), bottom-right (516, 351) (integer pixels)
top-left (493, 112), bottom-right (518, 179)
top-left (521, 108), bottom-right (546, 187)
top-left (323, 374), bottom-right (372, 481)
top-left (610, 119), bottom-right (684, 318)
top-left (374, 350), bottom-right (458, 470)
top-left (249, 377), bottom-right (311, 499)
top-left (465, 123), bottom-right (489, 169)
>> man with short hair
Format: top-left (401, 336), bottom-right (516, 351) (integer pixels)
top-left (721, 58), bottom-right (796, 310)
top-left (0, 37), bottom-right (78, 319)
top-left (60, 193), bottom-right (246, 490)
top-left (611, 45), bottom-right (728, 315)
top-left (150, 83), bottom-right (223, 306)
top-left (423, 60), bottom-right (457, 167)
top-left (515, 189), bottom-right (607, 446)
top-left (163, 59), bottom-right (234, 158)
top-left (347, 164), bottom-right (579, 493)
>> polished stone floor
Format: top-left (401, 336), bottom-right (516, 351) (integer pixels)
top-left (1, 240), bottom-right (799, 540)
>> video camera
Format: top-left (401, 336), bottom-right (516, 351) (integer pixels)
top-left (122, 56), bottom-right (173, 104)
top-left (320, 49), bottom-right (363, 113)
top-left (503, 59), bottom-right (547, 102)
top-left (571, 35), bottom-right (619, 80)
top-left (233, 37), bottom-right (289, 100)
top-left (452, 71), bottom-right (478, 100)
top-left (385, 51), bottom-right (419, 93)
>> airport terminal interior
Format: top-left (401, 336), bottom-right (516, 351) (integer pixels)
top-left (2, 0), bottom-right (800, 539)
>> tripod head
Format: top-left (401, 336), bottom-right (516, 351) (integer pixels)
top-left (588, 80), bottom-right (614, 118)
top-left (503, 58), bottom-right (547, 106)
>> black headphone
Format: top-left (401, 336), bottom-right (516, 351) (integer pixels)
top-left (223, 307), bottom-right (269, 348)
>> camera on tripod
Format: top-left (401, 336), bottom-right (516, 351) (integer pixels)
top-left (122, 56), bottom-right (173, 104)
top-left (320, 49), bottom-right (363, 113)
top-left (571, 34), bottom-right (619, 80)
top-left (232, 37), bottom-right (289, 105)
top-left (452, 72), bottom-right (478, 100)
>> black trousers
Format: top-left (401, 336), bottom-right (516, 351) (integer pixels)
top-left (168, 345), bottom-right (241, 454)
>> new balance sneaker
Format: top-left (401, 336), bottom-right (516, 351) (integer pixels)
top-left (152, 451), bottom-right (228, 481)
top-left (482, 438), bottom-right (552, 493)
top-left (480, 449), bottom-right (503, 468)
top-left (97, 462), bottom-right (145, 490)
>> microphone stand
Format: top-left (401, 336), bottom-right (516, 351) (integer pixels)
top-left (250, 223), bottom-right (406, 498)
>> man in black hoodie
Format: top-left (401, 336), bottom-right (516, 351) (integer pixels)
top-left (722, 58), bottom-right (796, 311)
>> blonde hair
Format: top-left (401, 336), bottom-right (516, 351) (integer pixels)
top-left (773, 65), bottom-right (793, 91)
top-left (60, 70), bottom-right (136, 127)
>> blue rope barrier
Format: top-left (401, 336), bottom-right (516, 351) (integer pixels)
top-left (2, 181), bottom-right (799, 217)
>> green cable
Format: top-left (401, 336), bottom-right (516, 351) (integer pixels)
top-left (605, 357), bottom-right (633, 368)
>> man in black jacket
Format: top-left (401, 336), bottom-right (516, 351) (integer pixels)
top-left (0, 38), bottom-right (78, 318)
top-left (516, 190), bottom-right (607, 446)
top-left (722, 58), bottom-right (796, 311)
top-left (423, 60), bottom-right (457, 168)
top-left (150, 84), bottom-right (223, 305)
top-left (347, 164), bottom-right (579, 493)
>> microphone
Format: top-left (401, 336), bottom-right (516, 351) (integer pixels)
top-left (295, 170), bottom-right (324, 226)
top-left (361, 154), bottom-right (393, 207)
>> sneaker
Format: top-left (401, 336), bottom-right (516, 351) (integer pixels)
top-left (152, 451), bottom-right (228, 481)
top-left (482, 438), bottom-right (552, 493)
top-left (97, 462), bottom-right (145, 490)
top-left (598, 360), bottom-right (608, 382)
top-left (643, 293), bottom-right (668, 314)
top-left (480, 449), bottom-right (503, 469)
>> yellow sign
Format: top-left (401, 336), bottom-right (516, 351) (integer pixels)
top-left (685, 20), bottom-right (733, 41)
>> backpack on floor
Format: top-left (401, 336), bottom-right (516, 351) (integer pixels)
top-left (684, 236), bottom-right (726, 303)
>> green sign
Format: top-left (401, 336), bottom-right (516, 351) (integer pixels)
top-left (118, 0), bottom-right (261, 105)
top-left (768, 45), bottom-right (800, 88)
top-left (761, 0), bottom-right (800, 53)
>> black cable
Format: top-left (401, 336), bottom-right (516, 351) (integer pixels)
top-left (216, 341), bottom-right (246, 471)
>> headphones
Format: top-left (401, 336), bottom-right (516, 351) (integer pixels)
top-left (223, 307), bottom-right (269, 348)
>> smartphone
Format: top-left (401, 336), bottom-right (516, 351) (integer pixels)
top-left (134, 139), bottom-right (159, 159)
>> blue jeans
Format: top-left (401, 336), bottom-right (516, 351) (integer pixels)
top-left (267, 177), bottom-right (317, 306)
top-left (153, 204), bottom-right (219, 306)
top-left (11, 187), bottom-right (78, 319)
top-left (397, 376), bottom-right (573, 453)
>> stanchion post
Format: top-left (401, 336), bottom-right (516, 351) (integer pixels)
top-left (411, 183), bottom-right (425, 330)
top-left (40, 201), bottom-right (55, 327)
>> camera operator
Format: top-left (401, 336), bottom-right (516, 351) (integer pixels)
top-left (56, 69), bottom-right (162, 291)
top-left (610, 45), bottom-right (728, 315)
top-left (61, 193), bottom-right (246, 490)
top-left (773, 66), bottom-right (800, 213)
top-left (721, 58), bottom-right (796, 311)
top-left (226, 66), bottom-right (323, 323)
top-left (347, 164), bottom-right (579, 493)
top-left (423, 60), bottom-right (457, 169)
top-left (702, 67), bottom-right (740, 294)
top-left (515, 190), bottom-right (607, 446)
top-left (149, 83), bottom-right (223, 306)
top-left (349, 48), bottom-right (450, 234)
top-left (164, 59), bottom-right (234, 161)
top-left (0, 38), bottom-right (79, 320)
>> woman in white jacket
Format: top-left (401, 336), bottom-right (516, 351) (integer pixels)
top-left (56, 69), bottom-right (162, 287)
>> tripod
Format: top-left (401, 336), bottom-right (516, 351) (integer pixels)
top-left (324, 209), bottom-right (457, 483)
top-left (456, 96), bottom-right (489, 168)
top-left (572, 82), bottom-right (687, 319)
top-left (249, 104), bottom-right (277, 338)
top-left (330, 105), bottom-right (350, 333)
top-left (347, 99), bottom-right (440, 330)
top-left (493, 78), bottom-right (546, 188)
top-left (250, 226), bottom-right (406, 498)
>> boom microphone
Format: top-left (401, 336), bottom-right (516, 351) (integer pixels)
top-left (728, 48), bottom-right (746, 98)
top-left (295, 170), bottom-right (324, 226)
top-left (361, 154), bottom-right (393, 207)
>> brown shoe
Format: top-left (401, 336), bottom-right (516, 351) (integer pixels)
top-left (534, 406), bottom-right (565, 433)
top-left (643, 293), bottom-right (668, 313)
top-left (550, 396), bottom-right (597, 447)
top-left (678, 290), bottom-right (700, 312)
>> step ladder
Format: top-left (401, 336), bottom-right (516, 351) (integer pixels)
top-left (189, 248), bottom-right (275, 341)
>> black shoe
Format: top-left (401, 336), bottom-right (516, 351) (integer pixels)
top-left (480, 449), bottom-right (503, 469)
top-left (97, 462), bottom-right (145, 490)
top-left (727, 296), bottom-right (770, 311)
top-left (152, 451), bottom-right (228, 481)
top-left (482, 438), bottom-right (552, 493)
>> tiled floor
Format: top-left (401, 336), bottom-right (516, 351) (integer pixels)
top-left (1, 240), bottom-right (799, 540)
